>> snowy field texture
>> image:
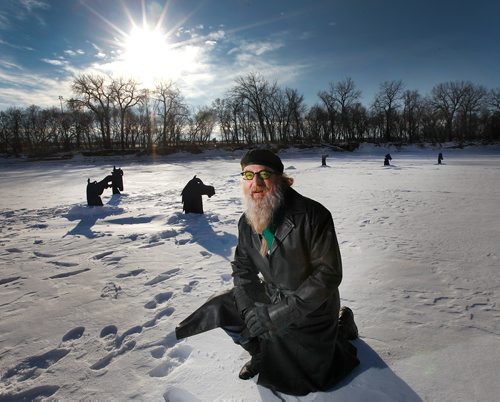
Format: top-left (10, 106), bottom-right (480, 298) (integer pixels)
top-left (0, 143), bottom-right (499, 401)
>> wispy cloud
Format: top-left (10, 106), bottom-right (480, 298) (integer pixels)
top-left (88, 42), bottom-right (107, 59)
top-left (64, 49), bottom-right (85, 57)
top-left (20, 0), bottom-right (50, 13)
top-left (0, 39), bottom-right (34, 51)
top-left (207, 30), bottom-right (225, 41)
top-left (228, 39), bottom-right (284, 57)
top-left (0, 59), bottom-right (24, 71)
top-left (18, 0), bottom-right (50, 26)
top-left (41, 58), bottom-right (66, 66)
top-left (0, 12), bottom-right (9, 30)
top-left (0, 64), bottom-right (73, 110)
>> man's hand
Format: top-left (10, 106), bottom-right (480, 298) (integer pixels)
top-left (244, 303), bottom-right (273, 339)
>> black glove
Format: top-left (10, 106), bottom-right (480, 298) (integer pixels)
top-left (244, 303), bottom-right (273, 339)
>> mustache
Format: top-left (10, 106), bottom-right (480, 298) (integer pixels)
top-left (250, 186), bottom-right (266, 193)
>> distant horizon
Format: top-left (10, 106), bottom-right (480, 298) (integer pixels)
top-left (0, 0), bottom-right (499, 111)
top-left (0, 73), bottom-right (497, 113)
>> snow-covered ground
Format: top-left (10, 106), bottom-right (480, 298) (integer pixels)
top-left (0, 143), bottom-right (499, 401)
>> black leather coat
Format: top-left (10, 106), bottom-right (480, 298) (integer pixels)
top-left (232, 187), bottom-right (359, 395)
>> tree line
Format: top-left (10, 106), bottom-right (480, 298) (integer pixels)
top-left (1, 72), bottom-right (498, 155)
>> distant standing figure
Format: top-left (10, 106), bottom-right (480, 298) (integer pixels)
top-left (181, 176), bottom-right (215, 214)
top-left (384, 153), bottom-right (392, 166)
top-left (438, 153), bottom-right (443, 165)
top-left (321, 154), bottom-right (328, 166)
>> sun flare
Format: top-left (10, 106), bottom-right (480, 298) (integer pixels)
top-left (82, 0), bottom-right (209, 90)
top-left (118, 25), bottom-right (201, 88)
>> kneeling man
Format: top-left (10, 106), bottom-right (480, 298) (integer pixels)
top-left (176, 149), bottom-right (359, 396)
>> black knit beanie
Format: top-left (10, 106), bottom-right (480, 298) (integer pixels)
top-left (240, 149), bottom-right (284, 174)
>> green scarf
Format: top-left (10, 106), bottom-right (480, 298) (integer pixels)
top-left (261, 204), bottom-right (286, 252)
top-left (262, 226), bottom-right (275, 252)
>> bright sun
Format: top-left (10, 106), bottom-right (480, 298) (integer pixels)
top-left (119, 25), bottom-right (201, 88)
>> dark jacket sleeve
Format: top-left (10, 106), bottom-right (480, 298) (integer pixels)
top-left (231, 216), bottom-right (267, 317)
top-left (268, 204), bottom-right (342, 328)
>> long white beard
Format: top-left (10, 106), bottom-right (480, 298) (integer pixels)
top-left (243, 181), bottom-right (285, 235)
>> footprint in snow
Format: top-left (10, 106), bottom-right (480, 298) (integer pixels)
top-left (144, 292), bottom-right (173, 309)
top-left (90, 340), bottom-right (136, 370)
top-left (163, 387), bottom-right (201, 402)
top-left (100, 325), bottom-right (118, 338)
top-left (0, 385), bottom-right (60, 401)
top-left (93, 251), bottom-right (114, 260)
top-left (90, 325), bottom-right (143, 370)
top-left (47, 268), bottom-right (90, 280)
top-left (28, 223), bottom-right (48, 229)
top-left (175, 238), bottom-right (191, 246)
top-left (1, 348), bottom-right (70, 382)
top-left (49, 260), bottom-right (79, 267)
top-left (183, 280), bottom-right (199, 293)
top-left (144, 268), bottom-right (180, 286)
top-left (114, 325), bottom-right (143, 348)
top-left (0, 276), bottom-right (23, 285)
top-left (6, 248), bottom-right (23, 253)
top-left (62, 326), bottom-right (85, 342)
top-left (151, 347), bottom-right (167, 359)
top-left (0, 325), bottom-right (87, 389)
top-left (115, 268), bottom-right (145, 278)
top-left (33, 251), bottom-right (56, 258)
top-left (100, 282), bottom-right (122, 299)
top-left (148, 344), bottom-right (192, 378)
top-left (143, 307), bottom-right (175, 328)
top-left (200, 251), bottom-right (211, 258)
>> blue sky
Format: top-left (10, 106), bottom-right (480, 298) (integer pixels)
top-left (0, 0), bottom-right (498, 111)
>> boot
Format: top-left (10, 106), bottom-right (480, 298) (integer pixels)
top-left (238, 338), bottom-right (261, 380)
top-left (239, 352), bottom-right (262, 380)
top-left (338, 306), bottom-right (359, 340)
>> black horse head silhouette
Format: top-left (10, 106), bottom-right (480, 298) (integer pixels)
top-left (86, 166), bottom-right (124, 206)
top-left (181, 176), bottom-right (215, 214)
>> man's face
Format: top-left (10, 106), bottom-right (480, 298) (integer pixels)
top-left (241, 164), bottom-right (277, 201)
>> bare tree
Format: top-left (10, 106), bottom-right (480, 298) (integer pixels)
top-left (110, 77), bottom-right (144, 149)
top-left (285, 88), bottom-right (306, 143)
top-left (0, 108), bottom-right (23, 154)
top-left (317, 88), bottom-right (337, 143)
top-left (135, 89), bottom-right (155, 150)
top-left (213, 98), bottom-right (233, 143)
top-left (154, 80), bottom-right (188, 147)
top-left (188, 107), bottom-right (216, 144)
top-left (402, 90), bottom-right (424, 142)
top-left (230, 72), bottom-right (278, 143)
top-left (372, 80), bottom-right (405, 142)
top-left (271, 88), bottom-right (289, 143)
top-left (457, 83), bottom-right (487, 141)
top-left (71, 74), bottom-right (113, 148)
top-left (431, 81), bottom-right (469, 142)
top-left (22, 105), bottom-right (44, 151)
top-left (350, 102), bottom-right (369, 142)
top-left (486, 88), bottom-right (500, 140)
top-left (488, 88), bottom-right (500, 112)
top-left (333, 78), bottom-right (362, 141)
top-left (66, 101), bottom-right (95, 149)
top-left (304, 105), bottom-right (329, 143)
